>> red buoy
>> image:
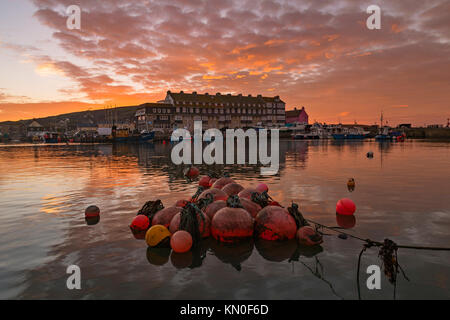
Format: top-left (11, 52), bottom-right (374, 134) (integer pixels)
top-left (336, 214), bottom-right (356, 229)
top-left (297, 226), bottom-right (323, 246)
top-left (152, 206), bottom-right (182, 228)
top-left (222, 183), bottom-right (244, 196)
top-left (184, 166), bottom-right (200, 179)
top-left (175, 199), bottom-right (190, 208)
top-left (212, 177), bottom-right (235, 189)
top-left (85, 205), bottom-right (100, 218)
top-left (255, 206), bottom-right (297, 241)
top-left (129, 215), bottom-right (150, 232)
top-left (198, 176), bottom-right (211, 188)
top-left (198, 188), bottom-right (228, 202)
top-left (336, 198), bottom-right (356, 216)
top-left (169, 212), bottom-right (211, 238)
top-left (208, 178), bottom-right (217, 187)
top-left (255, 183), bottom-right (269, 193)
top-left (239, 197), bottom-right (262, 218)
top-left (238, 188), bottom-right (260, 200)
top-left (211, 206), bottom-right (254, 243)
top-left (170, 230), bottom-right (193, 253)
top-left (204, 200), bottom-right (227, 220)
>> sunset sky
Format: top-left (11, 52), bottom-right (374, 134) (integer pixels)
top-left (0, 0), bottom-right (449, 125)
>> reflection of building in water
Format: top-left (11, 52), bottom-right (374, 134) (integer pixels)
top-left (135, 91), bottom-right (286, 132)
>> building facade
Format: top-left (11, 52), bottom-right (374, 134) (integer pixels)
top-left (135, 91), bottom-right (285, 131)
top-left (286, 107), bottom-right (309, 125)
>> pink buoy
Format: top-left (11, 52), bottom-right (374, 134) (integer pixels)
top-left (336, 198), bottom-right (356, 216)
top-left (170, 230), bottom-right (193, 253)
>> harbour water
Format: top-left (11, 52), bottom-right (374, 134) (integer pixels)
top-left (0, 140), bottom-right (449, 299)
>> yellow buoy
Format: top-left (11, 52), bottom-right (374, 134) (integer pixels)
top-left (145, 225), bottom-right (171, 247)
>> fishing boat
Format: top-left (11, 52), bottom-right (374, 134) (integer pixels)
top-left (374, 113), bottom-right (394, 141)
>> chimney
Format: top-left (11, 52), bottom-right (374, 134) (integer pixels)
top-left (205, 93), bottom-right (209, 96)
top-left (238, 94), bottom-right (242, 97)
top-left (192, 91), bottom-right (197, 95)
top-left (216, 92), bottom-right (221, 96)
top-left (257, 94), bottom-right (262, 98)
top-left (248, 94), bottom-right (252, 97)
top-left (180, 90), bottom-right (184, 94)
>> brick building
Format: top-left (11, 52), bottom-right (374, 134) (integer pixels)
top-left (135, 91), bottom-right (286, 131)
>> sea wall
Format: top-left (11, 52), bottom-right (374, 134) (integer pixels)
top-left (404, 128), bottom-right (450, 139)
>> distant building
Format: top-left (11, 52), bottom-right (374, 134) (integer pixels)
top-left (427, 124), bottom-right (443, 128)
top-left (286, 107), bottom-right (309, 125)
top-left (398, 123), bottom-right (412, 129)
top-left (77, 123), bottom-right (98, 133)
top-left (135, 91), bottom-right (286, 131)
top-left (27, 120), bottom-right (45, 137)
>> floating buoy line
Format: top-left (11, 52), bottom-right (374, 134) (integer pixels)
top-left (120, 168), bottom-right (450, 299)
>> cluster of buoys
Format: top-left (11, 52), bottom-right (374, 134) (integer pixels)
top-left (129, 171), bottom-right (341, 257)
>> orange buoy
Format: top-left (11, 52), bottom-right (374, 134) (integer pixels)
top-left (184, 166), bottom-right (200, 179)
top-left (170, 230), bottom-right (193, 253)
top-left (255, 206), bottom-right (297, 241)
top-left (198, 188), bottom-right (228, 202)
top-left (239, 197), bottom-right (262, 218)
top-left (198, 176), bottom-right (211, 188)
top-left (129, 215), bottom-right (150, 232)
top-left (212, 177), bottom-right (235, 189)
top-left (297, 226), bottom-right (323, 246)
top-left (336, 214), bottom-right (356, 229)
top-left (222, 183), bottom-right (244, 196)
top-left (255, 183), bottom-right (269, 193)
top-left (85, 205), bottom-right (100, 218)
top-left (169, 212), bottom-right (211, 238)
top-left (336, 198), bottom-right (356, 216)
top-left (175, 199), bottom-right (190, 208)
top-left (211, 197), bottom-right (254, 243)
top-left (204, 200), bottom-right (227, 220)
top-left (152, 206), bottom-right (182, 228)
top-left (237, 188), bottom-right (260, 200)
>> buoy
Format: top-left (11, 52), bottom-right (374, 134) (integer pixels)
top-left (297, 226), bottom-right (323, 246)
top-left (175, 199), bottom-right (190, 208)
top-left (145, 225), bottom-right (171, 247)
top-left (204, 200), bottom-right (227, 220)
top-left (198, 188), bottom-right (228, 202)
top-left (184, 166), bottom-right (200, 179)
top-left (239, 197), bottom-right (262, 218)
top-left (85, 216), bottom-right (100, 226)
top-left (336, 198), bottom-right (356, 216)
top-left (211, 197), bottom-right (254, 243)
top-left (268, 201), bottom-right (282, 207)
top-left (222, 183), bottom-right (244, 196)
top-left (347, 178), bottom-right (355, 192)
top-left (367, 151), bottom-right (374, 158)
top-left (255, 183), bottom-right (269, 193)
top-left (170, 230), bottom-right (193, 253)
top-left (198, 176), bottom-right (211, 188)
top-left (237, 188), bottom-right (260, 200)
top-left (208, 178), bottom-right (217, 187)
top-left (129, 215), bottom-right (150, 232)
top-left (152, 206), bottom-right (182, 228)
top-left (85, 205), bottom-right (100, 218)
top-left (169, 211), bottom-right (211, 238)
top-left (336, 214), bottom-right (356, 229)
top-left (212, 177), bottom-right (235, 190)
top-left (255, 206), bottom-right (297, 241)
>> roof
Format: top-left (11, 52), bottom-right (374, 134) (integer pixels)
top-left (286, 107), bottom-right (307, 118)
top-left (28, 120), bottom-right (43, 128)
top-left (166, 91), bottom-right (284, 107)
top-left (77, 123), bottom-right (98, 128)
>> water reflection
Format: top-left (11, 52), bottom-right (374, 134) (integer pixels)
top-left (0, 140), bottom-right (449, 299)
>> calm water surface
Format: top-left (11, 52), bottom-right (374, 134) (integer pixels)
top-left (0, 140), bottom-right (449, 299)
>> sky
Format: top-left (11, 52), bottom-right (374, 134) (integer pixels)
top-left (0, 0), bottom-right (449, 125)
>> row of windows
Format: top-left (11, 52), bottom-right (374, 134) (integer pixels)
top-left (179, 101), bottom-right (266, 108)
top-left (175, 107), bottom-right (278, 115)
